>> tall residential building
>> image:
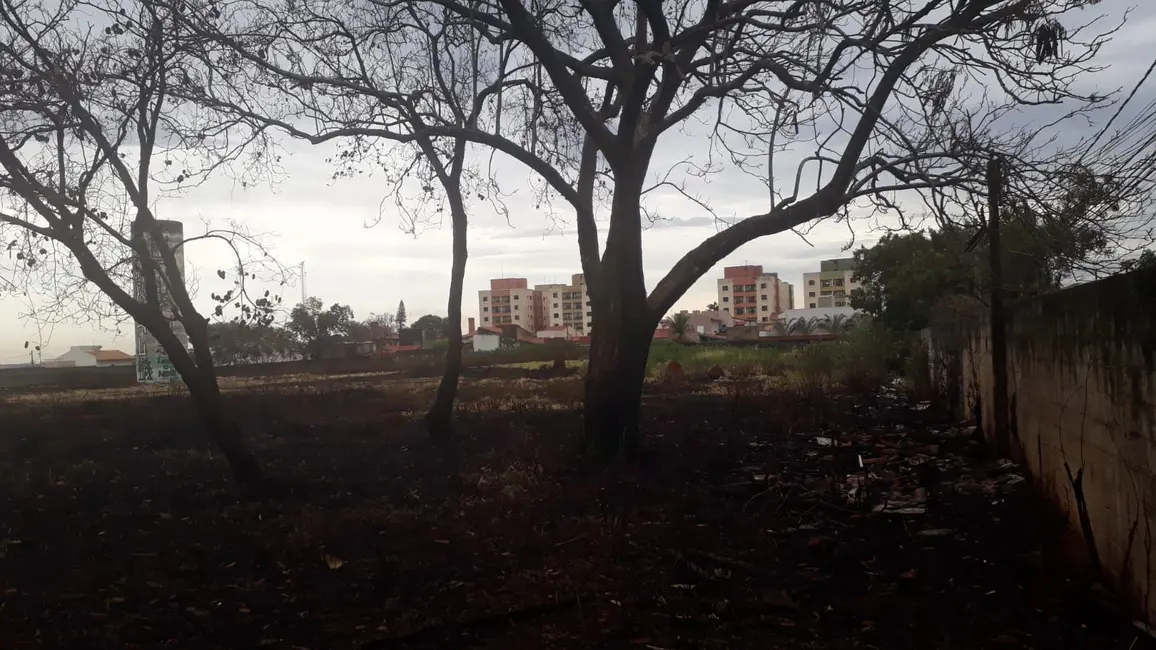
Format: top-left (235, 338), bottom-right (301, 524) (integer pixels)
top-left (535, 273), bottom-right (593, 333)
top-left (716, 265), bottom-right (794, 324)
top-left (801, 257), bottom-right (859, 309)
top-left (478, 278), bottom-right (543, 331)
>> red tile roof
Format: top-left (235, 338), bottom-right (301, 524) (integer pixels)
top-left (89, 349), bottom-right (132, 362)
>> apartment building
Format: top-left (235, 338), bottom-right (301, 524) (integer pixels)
top-left (477, 278), bottom-right (543, 331)
top-left (716, 265), bottom-right (795, 324)
top-left (535, 273), bottom-right (593, 334)
top-left (801, 257), bottom-right (859, 309)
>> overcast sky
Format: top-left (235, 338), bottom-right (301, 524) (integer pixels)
top-left (0, 0), bottom-right (1152, 363)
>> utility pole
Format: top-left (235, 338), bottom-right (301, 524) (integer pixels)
top-left (987, 155), bottom-right (1010, 454)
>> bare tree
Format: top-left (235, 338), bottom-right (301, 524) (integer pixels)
top-left (180, 0), bottom-right (1124, 458)
top-left (0, 0), bottom-right (282, 485)
top-left (172, 0), bottom-right (522, 439)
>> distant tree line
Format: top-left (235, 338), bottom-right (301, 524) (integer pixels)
top-left (207, 297), bottom-right (450, 364)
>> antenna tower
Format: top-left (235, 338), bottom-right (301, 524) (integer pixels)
top-left (298, 261), bottom-right (307, 304)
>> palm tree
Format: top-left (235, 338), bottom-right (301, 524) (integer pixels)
top-left (663, 312), bottom-right (694, 342)
top-left (706, 302), bottom-right (719, 311)
top-left (788, 317), bottom-right (819, 335)
top-left (769, 319), bottom-right (790, 337)
top-left (816, 313), bottom-right (854, 334)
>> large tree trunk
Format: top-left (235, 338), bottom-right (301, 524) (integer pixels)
top-left (425, 201), bottom-right (468, 439)
top-left (582, 170), bottom-right (655, 459)
top-left (186, 373), bottom-right (263, 483)
top-left (184, 315), bottom-right (265, 484)
top-left (583, 317), bottom-right (655, 459)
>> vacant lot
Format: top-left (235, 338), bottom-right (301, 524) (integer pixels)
top-left (0, 372), bottom-right (1148, 649)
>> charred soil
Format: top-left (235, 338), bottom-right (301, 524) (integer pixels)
top-left (0, 384), bottom-right (1147, 649)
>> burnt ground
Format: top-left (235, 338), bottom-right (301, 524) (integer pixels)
top-left (0, 382), bottom-right (1150, 650)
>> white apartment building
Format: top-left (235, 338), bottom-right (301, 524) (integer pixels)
top-left (477, 278), bottom-right (543, 332)
top-left (801, 258), bottom-right (859, 309)
top-left (716, 265), bottom-right (795, 324)
top-left (535, 273), bottom-right (593, 334)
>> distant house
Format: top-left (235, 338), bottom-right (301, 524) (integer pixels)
top-left (497, 323), bottom-right (545, 345)
top-left (473, 326), bottom-right (502, 352)
top-left (684, 310), bottom-right (734, 336)
top-left (537, 325), bottom-right (578, 339)
top-left (52, 345), bottom-right (134, 368)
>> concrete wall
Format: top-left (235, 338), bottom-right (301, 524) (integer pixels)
top-left (473, 332), bottom-right (500, 352)
top-left (927, 269), bottom-right (1156, 621)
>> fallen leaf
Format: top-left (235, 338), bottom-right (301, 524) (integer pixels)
top-left (321, 554), bottom-right (344, 569)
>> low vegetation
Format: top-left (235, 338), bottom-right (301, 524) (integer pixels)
top-left (647, 325), bottom-right (902, 392)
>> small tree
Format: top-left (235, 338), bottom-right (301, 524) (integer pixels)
top-left (789, 318), bottom-right (819, 336)
top-left (286, 297), bottom-right (353, 359)
top-left (662, 312), bottom-right (693, 343)
top-left (0, 0), bottom-right (281, 485)
top-left (396, 300), bottom-right (407, 330)
top-left (411, 314), bottom-right (448, 340)
top-left (816, 314), bottom-right (855, 335)
top-left (706, 302), bottom-right (719, 312)
top-left (207, 322), bottom-right (296, 365)
top-left (769, 319), bottom-right (791, 337)
top-left (348, 313), bottom-right (396, 342)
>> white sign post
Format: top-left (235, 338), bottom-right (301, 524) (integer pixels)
top-left (132, 219), bottom-right (188, 384)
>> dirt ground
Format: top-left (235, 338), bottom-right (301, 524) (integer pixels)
top-left (0, 379), bottom-right (1150, 649)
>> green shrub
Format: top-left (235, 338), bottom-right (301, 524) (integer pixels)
top-left (646, 342), bottom-right (786, 378)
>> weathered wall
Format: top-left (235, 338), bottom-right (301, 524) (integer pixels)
top-left (928, 269), bottom-right (1156, 621)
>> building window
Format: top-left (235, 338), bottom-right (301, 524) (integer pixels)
top-left (721, 285), bottom-right (728, 291)
top-left (762, 317), bottom-right (769, 322)
top-left (586, 312), bottom-right (592, 317)
top-left (515, 315), bottom-right (520, 320)
top-left (554, 313), bottom-right (559, 318)
top-left (760, 283), bottom-right (767, 289)
top-left (761, 305), bottom-right (768, 311)
top-left (761, 294), bottom-right (767, 300)
top-left (809, 303), bottom-right (816, 308)
top-left (808, 280), bottom-right (815, 285)
top-left (513, 295), bottom-right (519, 300)
top-left (586, 301), bottom-right (591, 306)
top-left (722, 296), bottom-right (729, 303)
top-left (483, 307), bottom-right (489, 312)
top-left (482, 296), bottom-right (488, 301)
top-left (553, 292), bottom-right (558, 298)
top-left (723, 307), bottom-right (729, 312)
top-left (483, 316), bottom-right (489, 321)
top-left (809, 292), bottom-right (815, 297)
top-left (834, 279), bottom-right (844, 287)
